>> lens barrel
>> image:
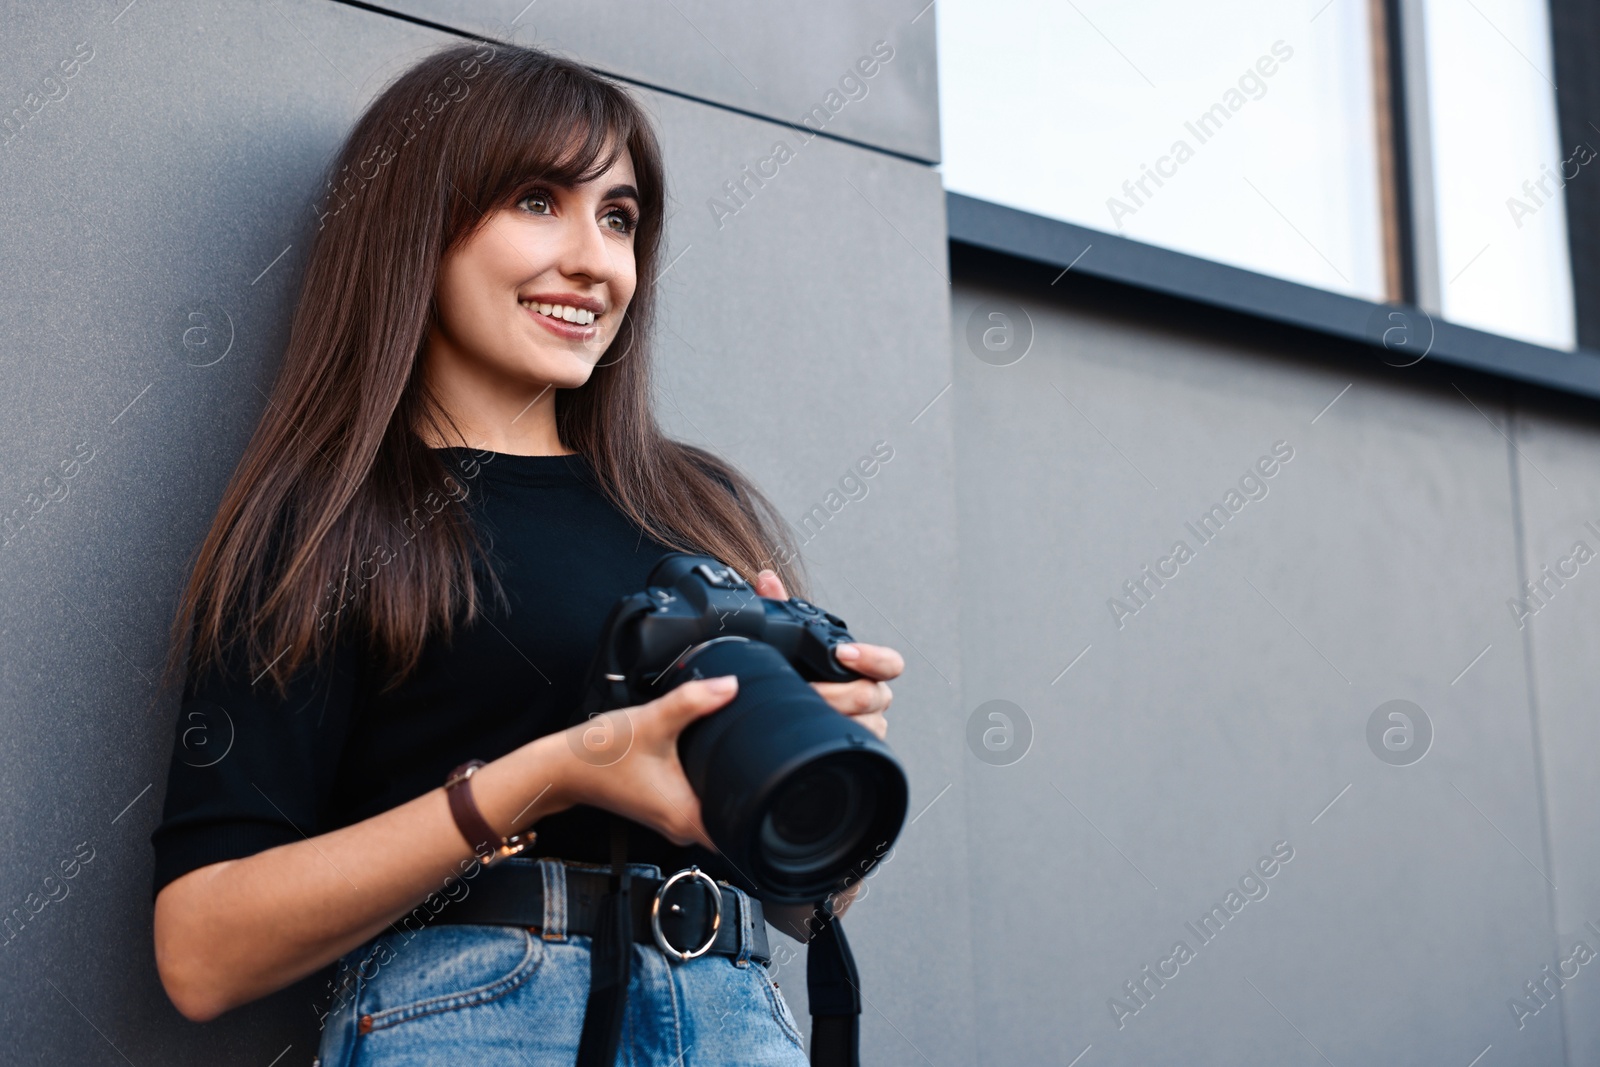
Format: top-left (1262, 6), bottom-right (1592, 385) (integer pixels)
top-left (665, 637), bottom-right (908, 903)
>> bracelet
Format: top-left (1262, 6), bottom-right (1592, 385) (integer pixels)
top-left (444, 759), bottom-right (534, 866)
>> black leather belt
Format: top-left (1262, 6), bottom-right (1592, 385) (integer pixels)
top-left (414, 820), bottom-right (856, 1067)
top-left (417, 858), bottom-right (770, 965)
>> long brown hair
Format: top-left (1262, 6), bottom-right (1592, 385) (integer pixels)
top-left (160, 40), bottom-right (805, 700)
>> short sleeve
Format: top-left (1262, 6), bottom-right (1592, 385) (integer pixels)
top-left (149, 629), bottom-right (361, 900)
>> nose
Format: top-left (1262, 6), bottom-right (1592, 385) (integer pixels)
top-left (554, 208), bottom-right (621, 288)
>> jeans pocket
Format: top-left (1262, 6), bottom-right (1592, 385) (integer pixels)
top-left (357, 925), bottom-right (543, 1033)
top-left (754, 961), bottom-right (806, 1049)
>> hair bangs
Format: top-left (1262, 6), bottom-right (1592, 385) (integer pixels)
top-left (477, 67), bottom-right (640, 219)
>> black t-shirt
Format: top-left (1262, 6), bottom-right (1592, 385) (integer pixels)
top-left (149, 447), bottom-right (735, 899)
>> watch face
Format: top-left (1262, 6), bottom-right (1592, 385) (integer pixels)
top-left (447, 759), bottom-right (484, 787)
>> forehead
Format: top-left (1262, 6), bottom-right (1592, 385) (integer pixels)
top-left (587, 148), bottom-right (636, 189)
top-left (552, 140), bottom-right (636, 194)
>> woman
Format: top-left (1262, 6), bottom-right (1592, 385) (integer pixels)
top-left (149, 40), bottom-right (901, 1066)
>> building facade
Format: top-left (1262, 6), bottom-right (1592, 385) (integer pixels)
top-left (1, 1), bottom-right (1597, 1064)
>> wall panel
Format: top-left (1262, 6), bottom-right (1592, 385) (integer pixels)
top-left (950, 263), bottom-right (1565, 1066)
top-left (357, 0), bottom-right (940, 162)
top-left (0, 1), bottom-right (963, 1062)
top-left (1509, 406), bottom-right (1600, 1067)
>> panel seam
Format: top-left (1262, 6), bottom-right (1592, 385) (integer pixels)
top-left (319, 0), bottom-right (939, 166)
top-left (1505, 391), bottom-right (1570, 1066)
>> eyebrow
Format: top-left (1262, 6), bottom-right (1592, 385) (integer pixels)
top-left (602, 184), bottom-right (639, 202)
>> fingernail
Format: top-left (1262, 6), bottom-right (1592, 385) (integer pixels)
top-left (835, 644), bottom-right (860, 662)
top-left (706, 675), bottom-right (737, 693)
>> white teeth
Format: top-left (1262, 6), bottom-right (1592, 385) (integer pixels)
top-left (521, 300), bottom-right (597, 326)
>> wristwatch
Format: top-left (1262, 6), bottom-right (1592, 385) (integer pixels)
top-left (444, 760), bottom-right (534, 866)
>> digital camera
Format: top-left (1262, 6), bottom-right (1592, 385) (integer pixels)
top-left (575, 553), bottom-right (909, 904)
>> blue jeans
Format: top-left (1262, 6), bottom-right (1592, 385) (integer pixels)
top-left (314, 861), bottom-right (807, 1066)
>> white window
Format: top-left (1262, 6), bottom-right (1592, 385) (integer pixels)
top-left (937, 0), bottom-right (1579, 349)
top-left (1418, 0), bottom-right (1575, 349)
top-left (938, 0), bottom-right (1387, 299)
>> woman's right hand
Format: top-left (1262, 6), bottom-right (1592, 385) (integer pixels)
top-left (550, 675), bottom-right (739, 851)
top-left (153, 674), bottom-right (740, 1023)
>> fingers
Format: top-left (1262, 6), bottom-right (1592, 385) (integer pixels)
top-left (834, 642), bottom-right (905, 681)
top-left (650, 675), bottom-right (738, 728)
top-left (754, 569), bottom-right (787, 600)
top-left (812, 678), bottom-right (892, 717)
top-left (810, 680), bottom-right (890, 741)
top-left (750, 574), bottom-right (905, 689)
top-left (854, 711), bottom-right (888, 741)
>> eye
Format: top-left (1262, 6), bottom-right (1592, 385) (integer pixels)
top-left (601, 204), bottom-right (639, 234)
top-left (517, 190), bottom-right (554, 215)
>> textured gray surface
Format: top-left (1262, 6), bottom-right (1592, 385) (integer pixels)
top-left (1510, 407), bottom-right (1600, 1067)
top-left (0, 1), bottom-right (441, 1062)
top-left (356, 0), bottom-right (941, 163)
top-left (951, 273), bottom-right (1572, 1066)
top-left (4, 0), bottom-right (1598, 1064)
top-left (0, 0), bottom-right (964, 1063)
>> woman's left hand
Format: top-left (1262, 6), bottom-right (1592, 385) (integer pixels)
top-left (753, 568), bottom-right (901, 918)
top-left (751, 569), bottom-right (900, 743)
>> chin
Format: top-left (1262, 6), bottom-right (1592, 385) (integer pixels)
top-left (527, 350), bottom-right (601, 391)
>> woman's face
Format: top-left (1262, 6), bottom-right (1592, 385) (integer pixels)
top-left (427, 148), bottom-right (641, 399)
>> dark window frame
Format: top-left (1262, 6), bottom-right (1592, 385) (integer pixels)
top-left (947, 192), bottom-right (1600, 403)
top-left (1547, 0), bottom-right (1600, 351)
top-left (945, 0), bottom-right (1600, 401)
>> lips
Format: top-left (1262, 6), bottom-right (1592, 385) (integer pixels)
top-left (520, 298), bottom-right (599, 326)
top-left (520, 298), bottom-right (600, 340)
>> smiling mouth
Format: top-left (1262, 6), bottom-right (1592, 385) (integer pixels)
top-left (519, 299), bottom-right (599, 326)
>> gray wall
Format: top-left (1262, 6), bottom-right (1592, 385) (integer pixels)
top-left (3, 1), bottom-right (1598, 1065)
top-left (362, 0), bottom-right (940, 162)
top-left (951, 260), bottom-right (1600, 1066)
top-left (0, 0), bottom-right (963, 1063)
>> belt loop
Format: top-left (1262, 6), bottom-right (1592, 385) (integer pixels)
top-left (538, 858), bottom-right (567, 941)
top-left (732, 887), bottom-right (754, 969)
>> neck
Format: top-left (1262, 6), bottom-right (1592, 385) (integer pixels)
top-left (414, 337), bottom-right (574, 456)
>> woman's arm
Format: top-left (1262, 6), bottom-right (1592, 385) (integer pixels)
top-left (153, 675), bottom-right (739, 1022)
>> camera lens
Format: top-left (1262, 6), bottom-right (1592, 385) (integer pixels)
top-left (760, 763), bottom-right (875, 876)
top-left (667, 637), bottom-right (908, 902)
top-left (768, 765), bottom-right (853, 848)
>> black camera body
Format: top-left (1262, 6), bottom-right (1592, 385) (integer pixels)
top-left (576, 553), bottom-right (909, 904)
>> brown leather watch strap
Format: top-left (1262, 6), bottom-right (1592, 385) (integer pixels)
top-left (445, 760), bottom-right (532, 865)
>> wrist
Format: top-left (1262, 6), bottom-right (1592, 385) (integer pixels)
top-left (468, 733), bottom-right (578, 841)
top-left (541, 723), bottom-right (605, 814)
top-left (530, 729), bottom-right (586, 815)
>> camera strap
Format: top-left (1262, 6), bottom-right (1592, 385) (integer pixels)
top-left (806, 906), bottom-right (862, 1067)
top-left (571, 815), bottom-right (863, 1067)
top-left (575, 816), bottom-right (633, 1067)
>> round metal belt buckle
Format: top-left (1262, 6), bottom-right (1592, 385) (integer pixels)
top-left (651, 864), bottom-right (722, 962)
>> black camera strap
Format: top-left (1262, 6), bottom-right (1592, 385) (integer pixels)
top-left (575, 816), bottom-right (633, 1067)
top-left (806, 906), bottom-right (862, 1067)
top-left (572, 813), bottom-right (864, 1067)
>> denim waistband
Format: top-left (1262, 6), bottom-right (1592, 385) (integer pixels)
top-left (531, 857), bottom-right (664, 942)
